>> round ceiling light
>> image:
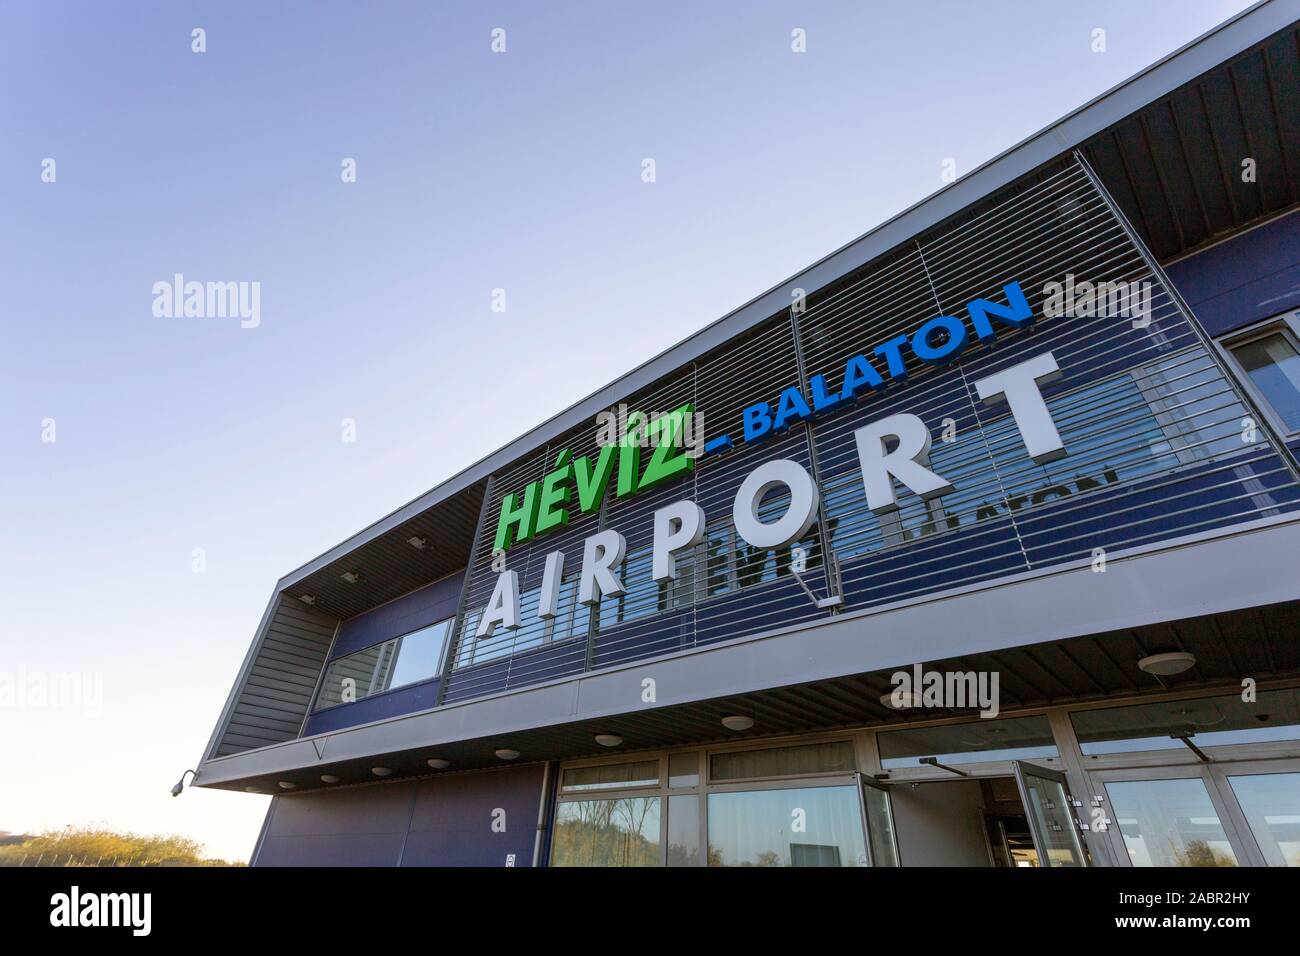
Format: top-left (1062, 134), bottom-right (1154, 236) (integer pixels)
top-left (495, 748), bottom-right (520, 761)
top-left (721, 715), bottom-right (755, 732)
top-left (371, 766), bottom-right (393, 777)
top-left (277, 781), bottom-right (297, 790)
top-left (427, 758), bottom-right (451, 770)
top-left (1138, 652), bottom-right (1197, 676)
top-left (594, 733), bottom-right (623, 748)
top-left (879, 690), bottom-right (924, 709)
top-left (320, 774), bottom-right (341, 784)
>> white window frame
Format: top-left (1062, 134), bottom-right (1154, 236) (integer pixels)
top-left (1215, 308), bottom-right (1300, 441)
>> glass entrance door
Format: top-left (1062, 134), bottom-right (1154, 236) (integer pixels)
top-left (1210, 759), bottom-right (1300, 867)
top-left (1087, 764), bottom-right (1253, 867)
top-left (1013, 761), bottom-right (1090, 867)
top-left (856, 774), bottom-right (899, 867)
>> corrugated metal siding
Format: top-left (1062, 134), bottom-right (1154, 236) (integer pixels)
top-left (213, 598), bottom-right (337, 757)
top-left (1081, 21), bottom-right (1300, 262)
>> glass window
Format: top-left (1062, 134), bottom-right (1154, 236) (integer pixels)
top-left (1104, 778), bottom-right (1238, 867)
top-left (1229, 329), bottom-right (1300, 432)
top-left (666, 794), bottom-right (700, 867)
top-left (668, 752), bottom-right (699, 788)
top-left (1226, 771), bottom-right (1300, 867)
top-left (551, 797), bottom-right (661, 867)
top-left (710, 740), bottom-right (856, 781)
top-left (878, 714), bottom-right (1057, 769)
top-left (1020, 770), bottom-right (1087, 867)
top-left (707, 785), bottom-right (866, 867)
top-left (561, 759), bottom-right (660, 793)
top-left (1071, 688), bottom-right (1300, 755)
top-left (314, 619), bottom-right (452, 710)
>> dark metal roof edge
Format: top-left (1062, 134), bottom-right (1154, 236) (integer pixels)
top-left (277, 0), bottom-right (1297, 590)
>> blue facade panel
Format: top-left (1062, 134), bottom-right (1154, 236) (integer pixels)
top-left (400, 765), bottom-right (547, 867)
top-left (254, 765), bottom-right (548, 867)
top-left (304, 677), bottom-right (443, 734)
top-left (255, 782), bottom-right (417, 867)
top-left (330, 574), bottom-right (463, 659)
top-left (1165, 210), bottom-right (1300, 337)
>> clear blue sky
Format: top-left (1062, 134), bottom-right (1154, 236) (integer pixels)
top-left (0, 0), bottom-right (1255, 861)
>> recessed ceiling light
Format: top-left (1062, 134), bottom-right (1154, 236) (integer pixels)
top-left (244, 787), bottom-right (263, 793)
top-left (407, 536), bottom-right (427, 550)
top-left (371, 767), bottom-right (393, 777)
top-left (340, 571), bottom-right (360, 584)
top-left (426, 758), bottom-right (450, 770)
top-left (299, 594), bottom-right (315, 605)
top-left (1138, 652), bottom-right (1197, 676)
top-left (594, 733), bottom-right (623, 748)
top-left (495, 748), bottom-right (520, 761)
top-left (278, 781), bottom-right (297, 790)
top-left (721, 715), bottom-right (754, 732)
top-left (320, 774), bottom-right (340, 784)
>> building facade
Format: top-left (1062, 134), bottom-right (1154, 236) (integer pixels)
top-left (196, 2), bottom-right (1300, 868)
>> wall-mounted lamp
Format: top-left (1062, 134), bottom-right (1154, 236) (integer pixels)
top-left (170, 769), bottom-right (196, 797)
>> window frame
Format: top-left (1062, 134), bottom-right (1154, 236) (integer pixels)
top-left (310, 616), bottom-right (455, 713)
top-left (1216, 309), bottom-right (1300, 440)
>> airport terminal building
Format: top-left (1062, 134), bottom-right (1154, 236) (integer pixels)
top-left (196, 3), bottom-right (1300, 867)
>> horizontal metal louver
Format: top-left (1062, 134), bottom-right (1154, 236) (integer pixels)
top-left (437, 152), bottom-right (1300, 707)
top-left (212, 598), bottom-right (337, 757)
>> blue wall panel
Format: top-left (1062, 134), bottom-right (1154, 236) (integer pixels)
top-left (1165, 210), bottom-right (1300, 337)
top-left (254, 782), bottom-right (416, 867)
top-left (401, 764), bottom-right (547, 867)
top-left (330, 573), bottom-right (463, 659)
top-left (303, 677), bottom-right (443, 735)
top-left (253, 765), bottom-right (548, 867)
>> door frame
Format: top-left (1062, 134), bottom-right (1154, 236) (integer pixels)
top-left (1013, 760), bottom-right (1090, 867)
top-left (855, 772), bottom-right (900, 867)
top-left (1084, 762), bottom-right (1264, 867)
top-left (1206, 757), bottom-right (1300, 868)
